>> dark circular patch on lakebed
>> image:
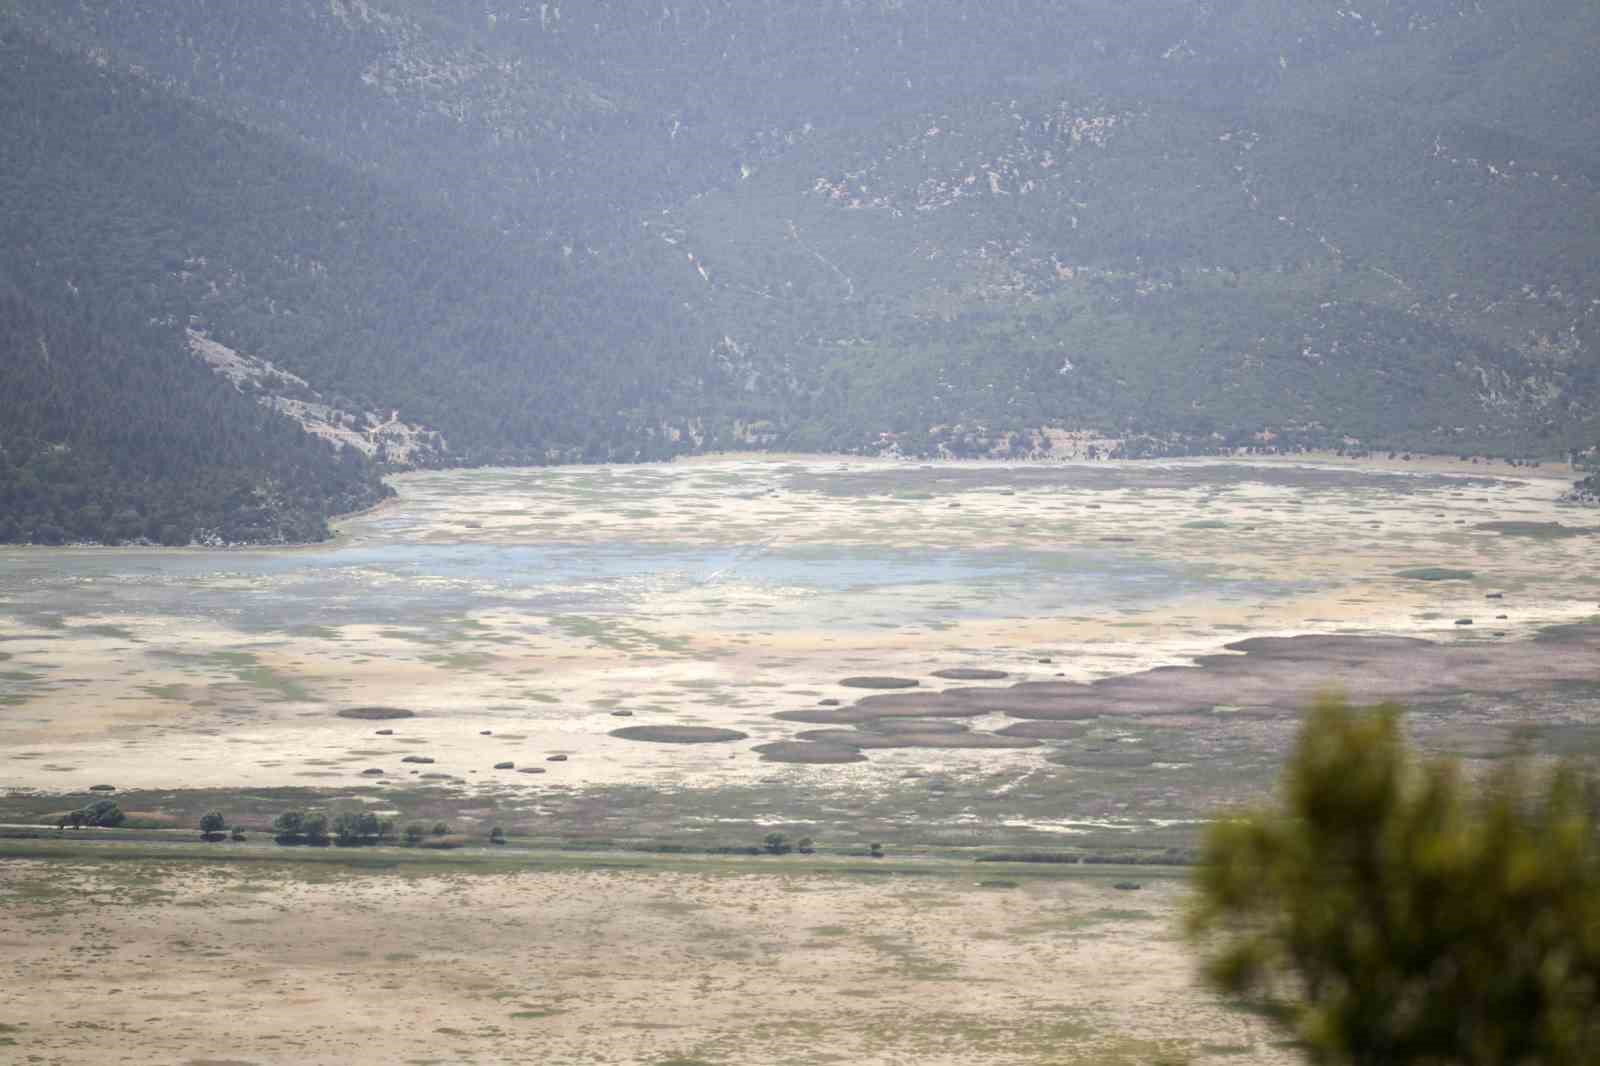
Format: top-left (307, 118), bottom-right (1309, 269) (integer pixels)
top-left (610, 726), bottom-right (749, 744)
top-left (753, 740), bottom-right (868, 764)
top-left (784, 627), bottom-right (1600, 741)
top-left (838, 676), bottom-right (920, 690)
top-left (1394, 567), bottom-right (1474, 582)
top-left (930, 668), bottom-right (1009, 681)
top-left (337, 706), bottom-right (416, 720)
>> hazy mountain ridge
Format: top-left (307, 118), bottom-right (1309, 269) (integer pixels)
top-left (663, 1), bottom-right (1600, 456)
top-left (18, 1), bottom-right (1533, 233)
top-left (0, 23), bottom-right (731, 455)
top-left (2, 0), bottom-right (1597, 543)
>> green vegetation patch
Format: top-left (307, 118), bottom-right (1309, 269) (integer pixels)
top-left (199, 651), bottom-right (313, 701)
top-left (752, 741), bottom-right (869, 764)
top-left (1395, 567), bottom-right (1476, 582)
top-left (423, 651), bottom-right (495, 670)
top-left (337, 706), bottom-right (417, 720)
top-left (75, 623), bottom-right (137, 639)
top-left (550, 615), bottom-right (695, 655)
top-left (1474, 521), bottom-right (1598, 539)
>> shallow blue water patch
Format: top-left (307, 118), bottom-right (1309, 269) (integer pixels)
top-left (0, 540), bottom-right (1294, 635)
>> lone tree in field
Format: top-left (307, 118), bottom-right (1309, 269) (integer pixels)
top-left (333, 810), bottom-right (385, 846)
top-left (273, 809), bottom-right (328, 845)
top-left (272, 809), bottom-right (305, 843)
top-left (1188, 696), bottom-right (1600, 1066)
top-left (301, 812), bottom-right (330, 846)
top-left (199, 811), bottom-right (226, 840)
top-left (72, 799), bottom-right (125, 828)
top-left (333, 811), bottom-right (363, 846)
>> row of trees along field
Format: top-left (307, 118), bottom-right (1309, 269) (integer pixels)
top-left (245, 810), bottom-right (494, 849)
top-left (194, 813), bottom-right (837, 856)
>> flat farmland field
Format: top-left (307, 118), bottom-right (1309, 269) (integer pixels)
top-left (0, 850), bottom-right (1288, 1066)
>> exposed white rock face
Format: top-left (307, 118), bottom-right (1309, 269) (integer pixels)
top-left (188, 330), bottom-right (446, 465)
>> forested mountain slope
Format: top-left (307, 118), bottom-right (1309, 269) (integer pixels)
top-left (0, 282), bottom-right (388, 545)
top-left (661, 0), bottom-right (1600, 456)
top-left (2, 0), bottom-right (1597, 543)
top-left (0, 26), bottom-right (730, 460)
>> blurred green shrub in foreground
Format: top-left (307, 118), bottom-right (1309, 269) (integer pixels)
top-left (1189, 696), bottom-right (1600, 1065)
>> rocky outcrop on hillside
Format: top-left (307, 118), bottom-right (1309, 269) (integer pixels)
top-left (188, 332), bottom-right (447, 467)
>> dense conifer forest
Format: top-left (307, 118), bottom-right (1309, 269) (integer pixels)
top-left (0, 282), bottom-right (388, 545)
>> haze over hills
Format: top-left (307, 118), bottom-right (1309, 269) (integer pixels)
top-left (2, 0), bottom-right (1598, 542)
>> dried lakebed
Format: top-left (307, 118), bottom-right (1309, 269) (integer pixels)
top-left (3, 455), bottom-right (1599, 848)
top-left (0, 855), bottom-right (1282, 1066)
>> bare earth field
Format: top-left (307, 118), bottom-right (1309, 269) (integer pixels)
top-left (0, 853), bottom-right (1289, 1066)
